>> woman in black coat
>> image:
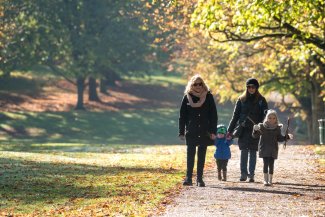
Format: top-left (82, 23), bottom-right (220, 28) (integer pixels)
top-left (227, 78), bottom-right (268, 182)
top-left (178, 75), bottom-right (218, 187)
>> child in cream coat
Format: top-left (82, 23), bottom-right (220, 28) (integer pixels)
top-left (252, 110), bottom-right (293, 186)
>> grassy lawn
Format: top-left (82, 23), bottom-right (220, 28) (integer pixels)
top-left (0, 144), bottom-right (194, 216)
top-left (0, 109), bottom-right (223, 216)
top-left (0, 109), bottom-right (180, 149)
top-left (0, 73), bottom-right (232, 216)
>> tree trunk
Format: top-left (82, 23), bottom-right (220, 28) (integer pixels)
top-left (104, 69), bottom-right (120, 86)
top-left (75, 77), bottom-right (86, 110)
top-left (311, 78), bottom-right (325, 144)
top-left (99, 78), bottom-right (108, 94)
top-left (88, 77), bottom-right (100, 101)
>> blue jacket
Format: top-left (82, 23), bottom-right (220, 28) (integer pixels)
top-left (214, 138), bottom-right (232, 160)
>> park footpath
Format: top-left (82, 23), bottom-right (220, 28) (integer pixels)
top-left (155, 144), bottom-right (325, 217)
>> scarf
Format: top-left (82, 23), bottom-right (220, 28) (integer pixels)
top-left (263, 121), bottom-right (280, 130)
top-left (187, 90), bottom-right (208, 108)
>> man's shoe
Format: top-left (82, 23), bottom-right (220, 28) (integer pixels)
top-left (249, 177), bottom-right (255, 182)
top-left (183, 178), bottom-right (193, 186)
top-left (196, 179), bottom-right (205, 187)
top-left (239, 177), bottom-right (247, 181)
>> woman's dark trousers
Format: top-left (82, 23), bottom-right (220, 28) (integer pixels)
top-left (186, 144), bottom-right (207, 180)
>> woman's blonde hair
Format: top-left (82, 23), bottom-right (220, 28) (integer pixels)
top-left (184, 74), bottom-right (209, 94)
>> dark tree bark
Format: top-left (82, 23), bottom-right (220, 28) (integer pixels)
top-left (88, 76), bottom-right (100, 101)
top-left (99, 78), bottom-right (108, 94)
top-left (75, 76), bottom-right (86, 110)
top-left (104, 69), bottom-right (120, 87)
top-left (310, 77), bottom-right (325, 144)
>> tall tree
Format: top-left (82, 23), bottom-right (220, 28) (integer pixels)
top-left (188, 0), bottom-right (325, 143)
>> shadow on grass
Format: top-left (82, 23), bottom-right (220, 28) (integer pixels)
top-left (0, 108), bottom-right (234, 152)
top-left (0, 157), bottom-right (180, 207)
top-left (0, 76), bottom-right (44, 96)
top-left (0, 110), bottom-right (180, 150)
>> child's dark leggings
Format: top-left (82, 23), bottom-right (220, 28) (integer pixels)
top-left (263, 157), bottom-right (275, 174)
top-left (216, 159), bottom-right (228, 172)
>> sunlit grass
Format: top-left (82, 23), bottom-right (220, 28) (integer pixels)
top-left (0, 144), bottom-right (215, 216)
top-left (127, 74), bottom-right (187, 86)
top-left (0, 145), bottom-right (181, 215)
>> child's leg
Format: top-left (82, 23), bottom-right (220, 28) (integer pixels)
top-left (269, 157), bottom-right (275, 174)
top-left (263, 157), bottom-right (270, 185)
top-left (222, 160), bottom-right (228, 181)
top-left (216, 159), bottom-right (222, 172)
top-left (268, 158), bottom-right (275, 185)
top-left (216, 159), bottom-right (222, 180)
top-left (263, 157), bottom-right (269, 173)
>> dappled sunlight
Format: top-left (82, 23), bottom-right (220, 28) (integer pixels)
top-left (0, 145), bottom-right (186, 215)
top-left (0, 145), bottom-right (186, 170)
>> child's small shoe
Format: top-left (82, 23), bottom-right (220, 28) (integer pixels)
top-left (263, 173), bottom-right (269, 186)
top-left (217, 171), bottom-right (222, 181)
top-left (222, 171), bottom-right (227, 181)
top-left (268, 174), bottom-right (273, 186)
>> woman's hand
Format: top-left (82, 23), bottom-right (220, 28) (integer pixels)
top-left (226, 132), bottom-right (232, 140)
top-left (288, 133), bottom-right (293, 139)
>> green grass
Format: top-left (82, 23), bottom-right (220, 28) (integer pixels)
top-left (0, 108), bottom-right (230, 216)
top-left (127, 74), bottom-right (187, 87)
top-left (0, 107), bottom-right (233, 151)
top-left (0, 145), bottom-right (188, 216)
top-left (0, 73), bottom-right (44, 95)
top-left (0, 72), bottom-right (233, 215)
top-left (0, 109), bottom-right (180, 150)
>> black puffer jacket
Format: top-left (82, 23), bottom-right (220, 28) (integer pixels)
top-left (227, 94), bottom-right (268, 150)
top-left (179, 92), bottom-right (218, 146)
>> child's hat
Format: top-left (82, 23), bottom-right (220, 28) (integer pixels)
top-left (217, 124), bottom-right (227, 134)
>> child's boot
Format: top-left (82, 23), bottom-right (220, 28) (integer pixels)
top-left (217, 170), bottom-right (222, 181)
top-left (263, 173), bottom-right (269, 186)
top-left (222, 171), bottom-right (227, 181)
top-left (268, 174), bottom-right (273, 186)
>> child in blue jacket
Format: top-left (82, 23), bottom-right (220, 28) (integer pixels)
top-left (214, 124), bottom-right (233, 181)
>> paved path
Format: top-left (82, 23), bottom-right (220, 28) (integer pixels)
top-left (156, 145), bottom-right (325, 217)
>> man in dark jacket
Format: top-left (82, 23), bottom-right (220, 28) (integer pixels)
top-left (227, 78), bottom-right (268, 182)
top-left (179, 75), bottom-right (218, 187)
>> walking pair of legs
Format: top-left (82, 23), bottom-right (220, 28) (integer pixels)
top-left (216, 159), bottom-right (228, 181)
top-left (263, 157), bottom-right (275, 186)
top-left (240, 149), bottom-right (256, 182)
top-left (183, 144), bottom-right (207, 187)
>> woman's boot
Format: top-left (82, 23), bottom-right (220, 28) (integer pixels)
top-left (196, 178), bottom-right (205, 187)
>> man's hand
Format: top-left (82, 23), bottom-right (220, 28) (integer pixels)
top-left (288, 133), bottom-right (293, 140)
top-left (210, 133), bottom-right (217, 140)
top-left (179, 135), bottom-right (185, 141)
